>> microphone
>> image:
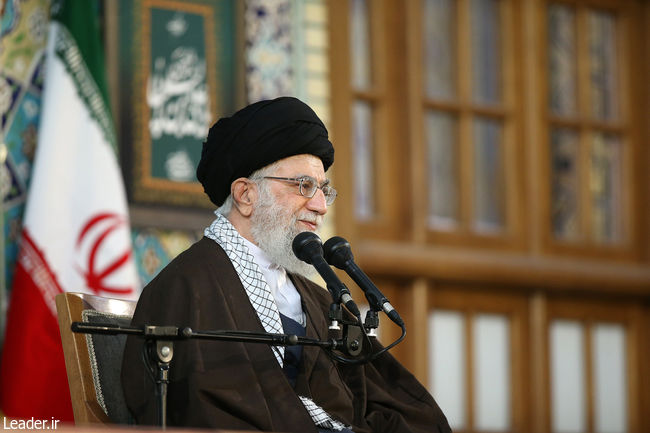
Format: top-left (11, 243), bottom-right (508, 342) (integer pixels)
top-left (292, 232), bottom-right (361, 318)
top-left (323, 236), bottom-right (404, 327)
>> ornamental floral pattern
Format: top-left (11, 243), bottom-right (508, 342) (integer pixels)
top-left (244, 0), bottom-right (294, 102)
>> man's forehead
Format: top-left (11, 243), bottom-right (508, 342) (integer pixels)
top-left (273, 154), bottom-right (326, 175)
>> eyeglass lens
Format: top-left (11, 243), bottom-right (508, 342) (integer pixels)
top-left (299, 177), bottom-right (336, 205)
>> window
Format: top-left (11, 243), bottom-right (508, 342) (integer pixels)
top-left (329, 1), bottom-right (649, 431)
top-left (426, 287), bottom-right (528, 433)
top-left (330, 0), bottom-right (410, 240)
top-left (415, 0), bottom-right (523, 247)
top-left (542, 1), bottom-right (640, 257)
top-left (547, 298), bottom-right (643, 433)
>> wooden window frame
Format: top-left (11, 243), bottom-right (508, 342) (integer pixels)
top-left (330, 0), bottom-right (412, 242)
top-left (406, 0), bottom-right (527, 250)
top-left (420, 285), bottom-right (530, 433)
top-left (544, 296), bottom-right (646, 433)
top-left (329, 0), bottom-right (650, 305)
top-left (539, 0), bottom-right (645, 261)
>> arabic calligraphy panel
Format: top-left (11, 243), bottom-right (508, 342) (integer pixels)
top-left (119, 0), bottom-right (236, 207)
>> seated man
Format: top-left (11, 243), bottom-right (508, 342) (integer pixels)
top-left (121, 97), bottom-right (451, 433)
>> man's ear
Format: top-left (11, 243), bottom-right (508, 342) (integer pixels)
top-left (231, 177), bottom-right (257, 217)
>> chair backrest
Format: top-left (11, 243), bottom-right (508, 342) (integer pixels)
top-left (55, 292), bottom-right (136, 425)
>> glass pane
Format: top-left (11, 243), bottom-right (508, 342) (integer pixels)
top-left (473, 314), bottom-right (511, 431)
top-left (352, 100), bottom-right (375, 220)
top-left (473, 117), bottom-right (504, 232)
top-left (426, 111), bottom-right (458, 228)
top-left (588, 10), bottom-right (618, 120)
top-left (350, 0), bottom-right (372, 89)
top-left (550, 320), bottom-right (587, 433)
top-left (471, 0), bottom-right (502, 104)
top-left (550, 128), bottom-right (580, 240)
top-left (423, 0), bottom-right (456, 99)
top-left (429, 310), bottom-right (467, 430)
top-left (592, 323), bottom-right (627, 433)
top-left (590, 133), bottom-right (623, 243)
top-left (548, 4), bottom-right (577, 116)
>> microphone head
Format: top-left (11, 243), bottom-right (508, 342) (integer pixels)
top-left (292, 232), bottom-right (323, 265)
top-left (323, 236), bottom-right (354, 269)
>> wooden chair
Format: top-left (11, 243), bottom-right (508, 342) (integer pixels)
top-left (55, 292), bottom-right (136, 425)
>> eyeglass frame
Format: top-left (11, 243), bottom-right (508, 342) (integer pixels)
top-left (262, 175), bottom-right (337, 205)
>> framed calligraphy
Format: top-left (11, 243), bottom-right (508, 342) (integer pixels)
top-left (117, 0), bottom-right (236, 207)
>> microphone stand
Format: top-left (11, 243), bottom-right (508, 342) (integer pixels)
top-left (71, 321), bottom-right (347, 428)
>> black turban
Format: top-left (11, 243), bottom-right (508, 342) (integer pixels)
top-left (196, 96), bottom-right (335, 207)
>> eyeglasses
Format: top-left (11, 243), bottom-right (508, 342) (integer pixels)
top-left (263, 176), bottom-right (337, 205)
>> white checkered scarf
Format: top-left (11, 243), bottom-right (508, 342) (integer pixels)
top-left (204, 214), bottom-right (347, 431)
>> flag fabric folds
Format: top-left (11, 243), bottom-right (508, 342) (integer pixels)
top-left (0, 0), bottom-right (139, 421)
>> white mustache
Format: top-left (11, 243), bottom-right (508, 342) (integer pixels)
top-left (296, 212), bottom-right (323, 228)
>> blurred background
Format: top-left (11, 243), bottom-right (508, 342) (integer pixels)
top-left (1, 0), bottom-right (649, 432)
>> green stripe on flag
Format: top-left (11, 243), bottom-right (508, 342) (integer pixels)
top-left (51, 0), bottom-right (117, 152)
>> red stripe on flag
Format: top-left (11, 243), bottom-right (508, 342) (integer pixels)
top-left (16, 229), bottom-right (65, 316)
top-left (0, 231), bottom-right (73, 421)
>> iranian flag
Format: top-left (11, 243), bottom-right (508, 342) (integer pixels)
top-left (0, 0), bottom-right (139, 421)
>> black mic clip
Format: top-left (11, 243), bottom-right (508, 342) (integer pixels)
top-left (328, 302), bottom-right (342, 330)
top-left (342, 322), bottom-right (363, 357)
top-left (363, 310), bottom-right (379, 337)
top-left (328, 310), bottom-right (366, 356)
top-left (330, 319), bottom-right (365, 357)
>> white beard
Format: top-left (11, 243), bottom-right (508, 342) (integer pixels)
top-left (250, 192), bottom-right (322, 278)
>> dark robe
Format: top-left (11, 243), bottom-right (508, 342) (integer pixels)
top-left (121, 237), bottom-right (451, 433)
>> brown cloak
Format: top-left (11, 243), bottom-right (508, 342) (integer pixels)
top-left (121, 237), bottom-right (451, 433)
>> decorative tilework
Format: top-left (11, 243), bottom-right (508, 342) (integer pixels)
top-left (131, 227), bottom-right (202, 287)
top-left (1, 75), bottom-right (23, 131)
top-left (244, 0), bottom-right (294, 102)
top-left (244, 0), bottom-right (330, 118)
top-left (1, 0), bottom-right (49, 291)
top-left (0, 0), bottom-right (49, 78)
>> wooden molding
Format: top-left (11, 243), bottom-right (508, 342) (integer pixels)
top-left (356, 239), bottom-right (650, 295)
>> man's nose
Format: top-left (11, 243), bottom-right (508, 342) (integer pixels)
top-left (306, 188), bottom-right (328, 215)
